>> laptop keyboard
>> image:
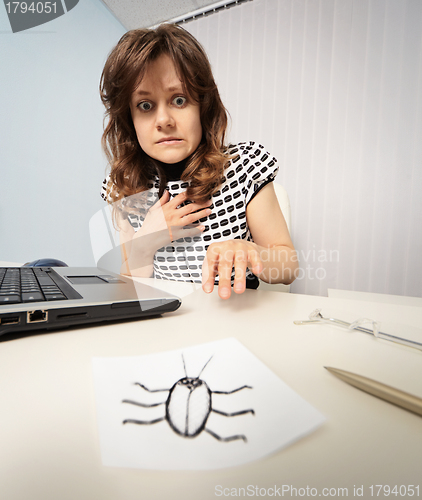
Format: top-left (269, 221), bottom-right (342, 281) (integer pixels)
top-left (0, 268), bottom-right (69, 304)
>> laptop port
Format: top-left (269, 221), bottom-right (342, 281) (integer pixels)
top-left (56, 312), bottom-right (88, 321)
top-left (0, 316), bottom-right (20, 325)
top-left (27, 310), bottom-right (48, 323)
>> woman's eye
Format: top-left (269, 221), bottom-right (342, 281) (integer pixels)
top-left (173, 96), bottom-right (187, 107)
top-left (138, 101), bottom-right (153, 112)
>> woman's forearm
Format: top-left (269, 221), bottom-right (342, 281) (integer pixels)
top-left (253, 244), bottom-right (299, 285)
top-left (120, 230), bottom-right (167, 278)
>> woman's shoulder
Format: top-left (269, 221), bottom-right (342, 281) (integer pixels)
top-left (224, 141), bottom-right (278, 175)
top-left (226, 141), bottom-right (271, 156)
top-left (100, 173), bottom-right (157, 203)
top-left (100, 174), bottom-right (111, 202)
top-left (221, 142), bottom-right (279, 204)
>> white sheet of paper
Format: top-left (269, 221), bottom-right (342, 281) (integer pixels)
top-left (92, 338), bottom-right (325, 470)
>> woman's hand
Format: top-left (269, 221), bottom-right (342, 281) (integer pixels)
top-left (136, 190), bottom-right (212, 248)
top-left (201, 240), bottom-right (263, 299)
top-left (120, 190), bottom-right (212, 277)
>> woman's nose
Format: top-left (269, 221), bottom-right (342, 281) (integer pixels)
top-left (155, 104), bottom-right (175, 129)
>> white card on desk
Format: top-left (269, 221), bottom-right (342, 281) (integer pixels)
top-left (92, 338), bottom-right (325, 470)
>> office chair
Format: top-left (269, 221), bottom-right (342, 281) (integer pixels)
top-left (258, 182), bottom-right (291, 293)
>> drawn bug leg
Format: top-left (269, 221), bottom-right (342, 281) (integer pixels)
top-left (212, 408), bottom-right (255, 417)
top-left (122, 382), bottom-right (170, 426)
top-left (207, 385), bottom-right (254, 443)
top-left (123, 417), bottom-right (165, 425)
top-left (212, 385), bottom-right (253, 395)
top-left (122, 399), bottom-right (166, 408)
top-left (133, 382), bottom-right (170, 393)
top-left (204, 428), bottom-right (248, 443)
top-left (211, 385), bottom-right (255, 418)
top-left (122, 399), bottom-right (166, 426)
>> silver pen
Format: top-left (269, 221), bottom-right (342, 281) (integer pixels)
top-left (325, 367), bottom-right (422, 417)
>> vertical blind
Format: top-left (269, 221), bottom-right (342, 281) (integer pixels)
top-left (186, 0), bottom-right (422, 297)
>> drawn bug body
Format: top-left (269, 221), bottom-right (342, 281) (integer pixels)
top-left (166, 377), bottom-right (212, 437)
top-left (122, 355), bottom-right (254, 442)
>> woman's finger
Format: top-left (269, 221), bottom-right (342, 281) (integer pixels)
top-left (233, 250), bottom-right (247, 294)
top-left (171, 224), bottom-right (205, 241)
top-left (202, 246), bottom-right (220, 294)
top-left (167, 191), bottom-right (188, 208)
top-left (215, 248), bottom-right (235, 299)
top-left (176, 201), bottom-right (212, 219)
top-left (178, 207), bottom-right (212, 227)
top-left (201, 241), bottom-right (262, 299)
top-left (247, 248), bottom-right (263, 275)
top-left (150, 189), bottom-right (170, 211)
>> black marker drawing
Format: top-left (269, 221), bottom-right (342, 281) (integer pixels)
top-left (122, 354), bottom-right (255, 442)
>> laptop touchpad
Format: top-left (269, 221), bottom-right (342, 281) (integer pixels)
top-left (66, 276), bottom-right (109, 285)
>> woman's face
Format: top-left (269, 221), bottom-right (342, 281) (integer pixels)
top-left (130, 54), bottom-right (202, 164)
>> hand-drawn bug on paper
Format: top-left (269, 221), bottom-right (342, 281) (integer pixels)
top-left (122, 354), bottom-right (255, 442)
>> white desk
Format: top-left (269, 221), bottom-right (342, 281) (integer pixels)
top-left (328, 288), bottom-right (422, 308)
top-left (1, 288), bottom-right (422, 500)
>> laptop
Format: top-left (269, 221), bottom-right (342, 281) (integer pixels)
top-left (0, 266), bottom-right (181, 338)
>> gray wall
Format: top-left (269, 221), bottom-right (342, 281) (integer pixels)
top-left (0, 0), bottom-right (125, 266)
top-left (186, 0), bottom-right (422, 297)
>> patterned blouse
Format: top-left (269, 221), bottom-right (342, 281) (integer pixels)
top-left (101, 142), bottom-right (279, 287)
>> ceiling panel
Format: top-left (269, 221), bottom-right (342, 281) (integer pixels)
top-left (101, 0), bottom-right (221, 30)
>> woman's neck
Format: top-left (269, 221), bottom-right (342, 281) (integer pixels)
top-left (156, 158), bottom-right (188, 181)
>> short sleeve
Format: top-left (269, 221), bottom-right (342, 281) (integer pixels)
top-left (100, 177), bottom-right (161, 232)
top-left (100, 175), bottom-right (112, 202)
top-left (233, 142), bottom-right (279, 206)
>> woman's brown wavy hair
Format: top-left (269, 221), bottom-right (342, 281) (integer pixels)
top-left (100, 24), bottom-right (229, 205)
